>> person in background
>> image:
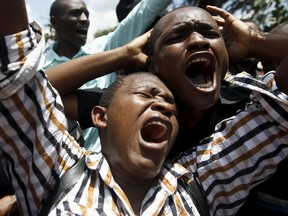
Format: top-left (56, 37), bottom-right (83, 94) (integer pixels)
top-left (262, 22), bottom-right (288, 74)
top-left (43, 0), bottom-right (172, 150)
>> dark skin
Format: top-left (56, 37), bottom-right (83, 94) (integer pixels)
top-left (148, 6), bottom-right (229, 155)
top-left (50, 0), bottom-right (90, 59)
top-left (46, 6), bottom-right (288, 159)
top-left (92, 73), bottom-right (178, 214)
top-left (270, 22), bottom-right (288, 93)
top-left (147, 6), bottom-right (288, 156)
top-left (228, 21), bottom-right (261, 77)
top-left (261, 22), bottom-right (288, 73)
top-left (0, 0), bottom-right (28, 36)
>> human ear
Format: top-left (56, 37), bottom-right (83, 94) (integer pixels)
top-left (91, 106), bottom-right (107, 128)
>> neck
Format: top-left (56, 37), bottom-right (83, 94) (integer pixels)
top-left (54, 41), bottom-right (80, 59)
top-left (112, 168), bottom-right (156, 215)
top-left (177, 105), bottom-right (207, 129)
top-left (167, 104), bottom-right (217, 159)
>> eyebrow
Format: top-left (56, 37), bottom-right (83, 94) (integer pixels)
top-left (171, 20), bottom-right (214, 33)
top-left (131, 84), bottom-right (155, 90)
top-left (160, 19), bottom-right (217, 44)
top-left (196, 21), bottom-right (214, 30)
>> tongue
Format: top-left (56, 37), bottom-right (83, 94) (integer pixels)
top-left (190, 73), bottom-right (213, 88)
top-left (141, 124), bottom-right (167, 142)
top-left (192, 73), bottom-right (206, 85)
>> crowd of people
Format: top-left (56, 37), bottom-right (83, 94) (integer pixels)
top-left (43, 0), bottom-right (172, 150)
top-left (0, 0), bottom-right (288, 215)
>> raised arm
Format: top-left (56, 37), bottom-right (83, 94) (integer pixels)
top-left (206, 5), bottom-right (288, 64)
top-left (0, 0), bottom-right (28, 36)
top-left (45, 30), bottom-right (151, 96)
top-left (0, 1), bottom-right (84, 214)
top-left (106, 0), bottom-right (171, 49)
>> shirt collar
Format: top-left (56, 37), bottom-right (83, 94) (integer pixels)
top-left (86, 152), bottom-right (192, 195)
top-left (44, 41), bottom-right (89, 62)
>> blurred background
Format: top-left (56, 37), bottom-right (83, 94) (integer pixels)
top-left (25, 0), bottom-right (288, 42)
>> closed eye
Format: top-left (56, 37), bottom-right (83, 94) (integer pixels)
top-left (136, 92), bottom-right (152, 98)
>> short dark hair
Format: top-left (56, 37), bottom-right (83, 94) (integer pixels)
top-left (99, 76), bottom-right (124, 108)
top-left (99, 72), bottom-right (155, 108)
top-left (50, 0), bottom-right (63, 17)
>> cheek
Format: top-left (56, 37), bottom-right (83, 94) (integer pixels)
top-left (153, 45), bottom-right (183, 74)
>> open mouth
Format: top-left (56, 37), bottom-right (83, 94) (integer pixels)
top-left (185, 57), bottom-right (214, 89)
top-left (141, 120), bottom-right (169, 143)
top-left (76, 29), bottom-right (88, 36)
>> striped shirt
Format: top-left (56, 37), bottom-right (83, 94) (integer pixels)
top-left (0, 26), bottom-right (288, 216)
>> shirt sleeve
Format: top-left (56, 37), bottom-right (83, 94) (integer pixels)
top-left (178, 72), bottom-right (288, 216)
top-left (0, 24), bottom-right (85, 215)
top-left (0, 22), bottom-right (44, 99)
top-left (90, 0), bottom-right (172, 51)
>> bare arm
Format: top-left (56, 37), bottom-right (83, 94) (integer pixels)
top-left (46, 31), bottom-right (151, 96)
top-left (0, 0), bottom-right (29, 36)
top-left (46, 31), bottom-right (150, 120)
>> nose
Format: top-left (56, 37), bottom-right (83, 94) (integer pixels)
top-left (151, 100), bottom-right (175, 117)
top-left (187, 32), bottom-right (210, 52)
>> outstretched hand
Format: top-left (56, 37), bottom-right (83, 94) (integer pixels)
top-left (206, 5), bottom-right (257, 63)
top-left (124, 30), bottom-right (151, 70)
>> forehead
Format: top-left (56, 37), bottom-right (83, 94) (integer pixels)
top-left (122, 74), bottom-right (170, 92)
top-left (157, 7), bottom-right (217, 30)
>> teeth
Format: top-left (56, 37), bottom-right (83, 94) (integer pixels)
top-left (194, 80), bottom-right (213, 88)
top-left (191, 57), bottom-right (210, 64)
top-left (144, 121), bottom-right (167, 128)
